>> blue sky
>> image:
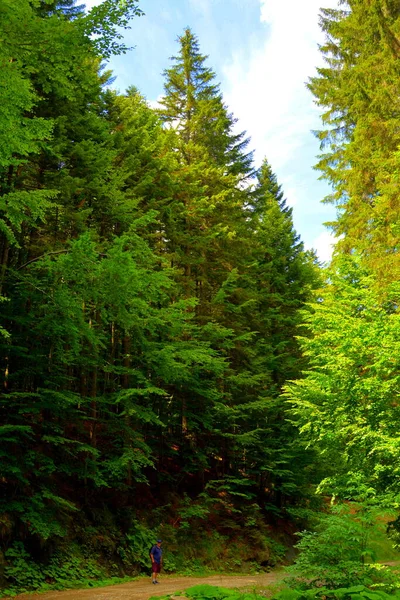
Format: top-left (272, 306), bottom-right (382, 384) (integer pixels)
top-left (85, 0), bottom-right (339, 261)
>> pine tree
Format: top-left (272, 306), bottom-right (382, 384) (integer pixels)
top-left (250, 160), bottom-right (317, 384)
top-left (212, 160), bottom-right (319, 508)
top-left (108, 87), bottom-right (230, 481)
top-left (109, 86), bottom-right (177, 244)
top-left (157, 27), bottom-right (254, 309)
top-left (309, 0), bottom-right (400, 284)
top-left (285, 0), bottom-right (400, 521)
top-left (159, 28), bottom-right (253, 176)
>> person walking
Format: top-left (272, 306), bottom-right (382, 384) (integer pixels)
top-left (150, 539), bottom-right (162, 584)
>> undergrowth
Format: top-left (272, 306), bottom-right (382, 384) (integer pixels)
top-left (272, 585), bottom-right (400, 600)
top-left (150, 583), bottom-right (268, 600)
top-left (0, 495), bottom-right (285, 596)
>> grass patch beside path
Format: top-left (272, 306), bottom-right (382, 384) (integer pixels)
top-left (0, 575), bottom-right (144, 598)
top-left (149, 583), bottom-right (271, 599)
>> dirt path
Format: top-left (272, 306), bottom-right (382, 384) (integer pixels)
top-left (14, 571), bottom-right (284, 600)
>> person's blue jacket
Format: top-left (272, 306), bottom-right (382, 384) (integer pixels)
top-left (151, 545), bottom-right (162, 564)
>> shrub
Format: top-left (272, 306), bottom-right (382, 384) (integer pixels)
top-left (118, 521), bottom-right (156, 570)
top-left (286, 503), bottom-right (396, 589)
top-left (272, 585), bottom-right (400, 600)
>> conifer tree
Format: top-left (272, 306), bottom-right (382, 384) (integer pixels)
top-left (109, 87), bottom-right (177, 243)
top-left (288, 0), bottom-right (400, 508)
top-left (157, 28), bottom-right (254, 310)
top-left (159, 28), bottom-right (253, 176)
top-left (149, 29), bottom-right (257, 477)
top-left (309, 0), bottom-right (400, 283)
top-left (250, 160), bottom-right (317, 384)
top-left (148, 30), bottom-right (320, 506)
top-left (212, 160), bottom-right (319, 506)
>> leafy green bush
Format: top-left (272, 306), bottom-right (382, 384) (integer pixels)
top-left (1, 541), bottom-right (108, 597)
top-left (162, 554), bottom-right (178, 573)
top-left (272, 585), bottom-right (400, 600)
top-left (286, 503), bottom-right (396, 589)
top-left (150, 583), bottom-right (267, 599)
top-left (3, 543), bottom-right (44, 592)
top-left (118, 520), bottom-right (156, 569)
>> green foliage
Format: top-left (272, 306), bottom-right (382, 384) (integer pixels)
top-left (286, 502), bottom-right (396, 589)
top-left (151, 584), bottom-right (267, 600)
top-left (178, 493), bottom-right (211, 529)
top-left (309, 0), bottom-right (400, 283)
top-left (0, 2), bottom-right (320, 596)
top-left (286, 255), bottom-right (400, 500)
top-left (273, 586), bottom-right (400, 600)
top-left (82, 0), bottom-right (143, 58)
top-left (2, 542), bottom-right (106, 597)
top-left (184, 585), bottom-right (265, 599)
top-left (3, 543), bottom-right (44, 593)
top-left (159, 28), bottom-right (253, 177)
top-left (119, 521), bottom-right (156, 569)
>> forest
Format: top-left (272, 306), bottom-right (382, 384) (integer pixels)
top-left (1, 0), bottom-right (400, 598)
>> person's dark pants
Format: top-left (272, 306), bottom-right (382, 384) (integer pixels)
top-left (152, 562), bottom-right (161, 574)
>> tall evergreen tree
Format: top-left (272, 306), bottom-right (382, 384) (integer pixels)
top-left (156, 28), bottom-right (255, 313)
top-left (250, 160), bottom-right (317, 385)
top-left (139, 29), bottom-right (321, 508)
top-left (159, 28), bottom-right (253, 177)
top-left (108, 87), bottom-right (229, 482)
top-left (144, 29), bottom-right (260, 482)
top-left (288, 0), bottom-right (400, 508)
top-left (309, 0), bottom-right (400, 283)
top-left (212, 160), bottom-right (319, 507)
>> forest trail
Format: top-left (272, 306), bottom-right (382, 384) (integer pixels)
top-left (14, 571), bottom-right (284, 600)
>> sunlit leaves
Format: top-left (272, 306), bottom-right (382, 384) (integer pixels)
top-left (309, 0), bottom-right (400, 283)
top-left (286, 255), bottom-right (400, 498)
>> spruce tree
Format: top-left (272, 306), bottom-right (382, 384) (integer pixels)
top-left (157, 27), bottom-right (254, 309)
top-left (288, 0), bottom-right (400, 508)
top-left (309, 0), bottom-right (400, 284)
top-left (250, 160), bottom-right (317, 384)
top-left (213, 160), bottom-right (319, 507)
top-left (159, 28), bottom-right (253, 176)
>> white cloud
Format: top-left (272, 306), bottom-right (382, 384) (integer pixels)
top-left (219, 0), bottom-right (340, 255)
top-left (283, 185), bottom-right (298, 208)
top-left (189, 0), bottom-right (211, 18)
top-left (309, 230), bottom-right (337, 264)
top-left (223, 0), bottom-right (339, 171)
top-left (148, 95), bottom-right (163, 110)
top-left (83, 0), bottom-right (103, 11)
